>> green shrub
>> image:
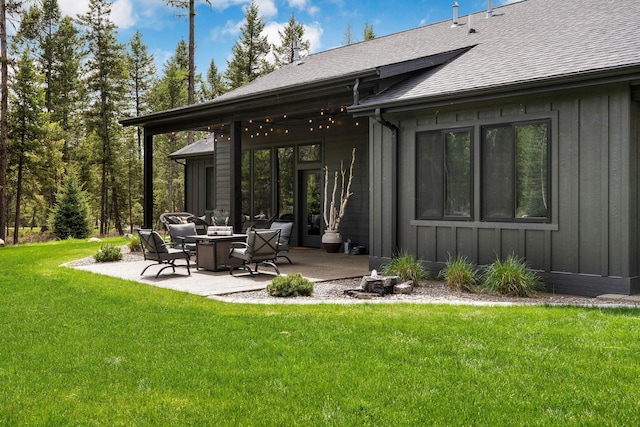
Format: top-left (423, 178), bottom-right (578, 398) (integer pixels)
top-left (380, 250), bottom-right (429, 284)
top-left (481, 254), bottom-right (544, 297)
top-left (439, 255), bottom-right (478, 292)
top-left (128, 236), bottom-right (142, 252)
top-left (267, 273), bottom-right (313, 297)
top-left (94, 244), bottom-right (123, 263)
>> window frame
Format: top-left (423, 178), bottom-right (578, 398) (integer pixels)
top-left (480, 119), bottom-right (551, 223)
top-left (415, 127), bottom-right (474, 221)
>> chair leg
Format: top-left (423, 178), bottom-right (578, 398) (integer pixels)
top-left (277, 254), bottom-right (293, 264)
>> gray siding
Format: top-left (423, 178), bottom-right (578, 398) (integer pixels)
top-left (370, 83), bottom-right (639, 296)
top-left (185, 156), bottom-right (214, 217)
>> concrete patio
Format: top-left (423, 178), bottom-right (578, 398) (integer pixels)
top-left (72, 248), bottom-right (370, 298)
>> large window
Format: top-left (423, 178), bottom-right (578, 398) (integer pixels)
top-left (481, 121), bottom-right (549, 221)
top-left (416, 128), bottom-right (472, 219)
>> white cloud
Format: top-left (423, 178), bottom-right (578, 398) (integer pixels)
top-left (254, 0), bottom-right (277, 18)
top-left (58, 0), bottom-right (140, 29)
top-left (111, 0), bottom-right (137, 29)
top-left (288, 0), bottom-right (307, 8)
top-left (303, 21), bottom-right (323, 53)
top-left (58, 0), bottom-right (89, 17)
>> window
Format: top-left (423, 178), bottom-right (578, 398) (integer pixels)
top-left (416, 128), bottom-right (472, 219)
top-left (298, 143), bottom-right (321, 162)
top-left (481, 121), bottom-right (549, 221)
top-left (277, 147), bottom-right (294, 219)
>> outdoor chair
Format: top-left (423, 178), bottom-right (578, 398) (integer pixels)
top-left (269, 220), bottom-right (293, 264)
top-left (166, 223), bottom-right (198, 255)
top-left (188, 215), bottom-right (210, 235)
top-left (229, 229), bottom-right (281, 276)
top-left (138, 229), bottom-right (191, 278)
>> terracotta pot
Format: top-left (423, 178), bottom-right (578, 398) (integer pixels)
top-left (321, 231), bottom-right (343, 253)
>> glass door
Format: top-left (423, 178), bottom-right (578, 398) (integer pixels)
top-left (299, 169), bottom-right (322, 247)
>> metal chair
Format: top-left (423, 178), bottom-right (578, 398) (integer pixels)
top-left (138, 229), bottom-right (191, 278)
top-left (166, 222), bottom-right (198, 255)
top-left (270, 221), bottom-right (293, 264)
top-left (229, 229), bottom-right (281, 276)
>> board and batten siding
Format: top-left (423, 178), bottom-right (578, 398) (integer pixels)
top-left (184, 156), bottom-right (214, 217)
top-left (370, 83), bottom-right (639, 296)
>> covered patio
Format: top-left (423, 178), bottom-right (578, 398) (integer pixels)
top-left (72, 247), bottom-right (369, 298)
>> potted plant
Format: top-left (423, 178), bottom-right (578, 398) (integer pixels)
top-left (322, 148), bottom-right (356, 252)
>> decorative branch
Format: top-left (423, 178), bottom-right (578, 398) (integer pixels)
top-left (323, 148), bottom-right (356, 232)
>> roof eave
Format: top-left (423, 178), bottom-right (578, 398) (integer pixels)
top-left (349, 65), bottom-right (640, 116)
top-left (120, 69), bottom-right (380, 129)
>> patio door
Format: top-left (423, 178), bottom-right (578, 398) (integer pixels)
top-left (299, 169), bottom-right (322, 247)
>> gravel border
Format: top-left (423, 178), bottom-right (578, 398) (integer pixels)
top-left (68, 248), bottom-right (640, 308)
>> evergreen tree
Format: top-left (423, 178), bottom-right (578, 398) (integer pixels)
top-left (49, 168), bottom-right (92, 239)
top-left (0, 0), bottom-right (24, 241)
top-left (200, 58), bottom-right (226, 99)
top-left (224, 0), bottom-right (273, 90)
top-left (127, 30), bottom-right (155, 151)
top-left (77, 0), bottom-right (128, 236)
top-left (363, 20), bottom-right (376, 41)
top-left (8, 48), bottom-right (46, 244)
top-left (148, 42), bottom-right (189, 215)
top-left (343, 23), bottom-right (355, 45)
top-left (273, 12), bottom-right (309, 67)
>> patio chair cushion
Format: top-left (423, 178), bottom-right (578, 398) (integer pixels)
top-left (167, 223), bottom-right (197, 253)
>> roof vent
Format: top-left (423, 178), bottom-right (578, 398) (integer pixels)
top-left (451, 2), bottom-right (459, 27)
top-left (293, 40), bottom-right (301, 65)
top-left (486, 0), bottom-right (493, 18)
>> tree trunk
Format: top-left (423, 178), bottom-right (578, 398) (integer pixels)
top-left (187, 0), bottom-right (195, 145)
top-left (13, 151), bottom-right (24, 244)
top-left (0, 0), bottom-right (7, 241)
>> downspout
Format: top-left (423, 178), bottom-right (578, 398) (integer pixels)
top-left (374, 108), bottom-right (399, 258)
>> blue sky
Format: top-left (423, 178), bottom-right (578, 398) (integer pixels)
top-left (57, 0), bottom-right (517, 76)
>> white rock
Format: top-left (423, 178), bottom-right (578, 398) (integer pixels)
top-left (0, 238), bottom-right (4, 247)
top-left (88, 237), bottom-right (102, 242)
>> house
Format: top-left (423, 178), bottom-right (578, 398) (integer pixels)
top-left (121, 0), bottom-right (640, 296)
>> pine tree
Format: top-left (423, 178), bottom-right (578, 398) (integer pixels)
top-left (77, 0), bottom-right (128, 236)
top-left (49, 168), bottom-right (92, 239)
top-left (273, 12), bottom-right (309, 67)
top-left (8, 48), bottom-right (46, 243)
top-left (0, 0), bottom-right (24, 241)
top-left (224, 0), bottom-right (273, 90)
top-left (200, 58), bottom-right (226, 99)
top-left (343, 23), bottom-right (355, 45)
top-left (363, 20), bottom-right (376, 41)
top-left (148, 42), bottom-right (189, 215)
top-left (127, 30), bottom-right (155, 151)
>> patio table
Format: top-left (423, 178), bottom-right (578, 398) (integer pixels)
top-left (190, 234), bottom-right (247, 272)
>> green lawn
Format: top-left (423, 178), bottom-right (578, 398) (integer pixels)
top-left (1, 239), bottom-right (639, 425)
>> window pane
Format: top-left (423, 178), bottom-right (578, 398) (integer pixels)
top-left (416, 132), bottom-right (444, 218)
top-left (482, 126), bottom-right (514, 219)
top-left (445, 131), bottom-right (471, 217)
top-left (516, 123), bottom-right (548, 219)
top-left (253, 149), bottom-right (272, 219)
top-left (277, 147), bottom-right (295, 220)
top-left (298, 144), bottom-right (321, 162)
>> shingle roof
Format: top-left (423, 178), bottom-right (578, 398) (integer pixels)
top-left (168, 135), bottom-right (214, 159)
top-left (216, 0), bottom-right (640, 110)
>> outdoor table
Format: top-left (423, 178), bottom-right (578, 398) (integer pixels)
top-left (190, 234), bottom-right (247, 272)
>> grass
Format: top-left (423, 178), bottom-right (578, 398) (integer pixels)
top-left (1, 239), bottom-right (640, 425)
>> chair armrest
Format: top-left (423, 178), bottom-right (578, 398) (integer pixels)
top-left (230, 241), bottom-right (249, 249)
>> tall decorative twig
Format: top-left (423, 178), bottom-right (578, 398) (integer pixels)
top-left (323, 148), bottom-right (356, 232)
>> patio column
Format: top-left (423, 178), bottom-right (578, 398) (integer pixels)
top-left (143, 130), bottom-right (154, 229)
top-left (230, 121), bottom-right (242, 233)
